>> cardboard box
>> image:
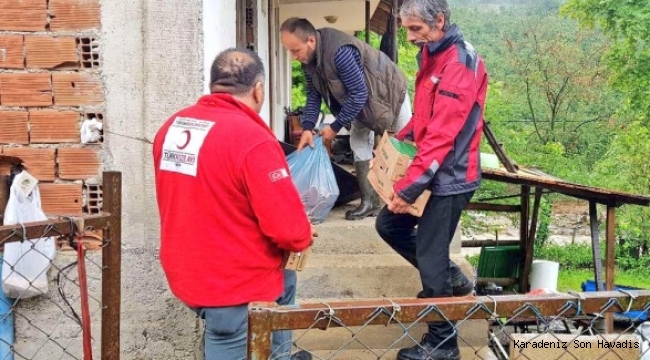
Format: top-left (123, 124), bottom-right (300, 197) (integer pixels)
top-left (283, 247), bottom-right (311, 271)
top-left (369, 132), bottom-right (431, 217)
top-left (374, 132), bottom-right (417, 182)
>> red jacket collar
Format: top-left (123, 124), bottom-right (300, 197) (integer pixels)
top-left (197, 93), bottom-right (272, 136)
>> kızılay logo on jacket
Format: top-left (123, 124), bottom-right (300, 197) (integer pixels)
top-left (176, 130), bottom-right (191, 150)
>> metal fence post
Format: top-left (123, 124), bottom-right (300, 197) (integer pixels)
top-left (102, 171), bottom-right (122, 360)
top-left (248, 303), bottom-right (274, 360)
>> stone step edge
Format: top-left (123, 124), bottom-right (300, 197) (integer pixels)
top-left (302, 253), bottom-right (470, 269)
top-left (301, 254), bottom-right (412, 268)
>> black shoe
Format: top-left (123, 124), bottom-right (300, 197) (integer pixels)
top-left (290, 350), bottom-right (312, 360)
top-left (452, 278), bottom-right (474, 296)
top-left (417, 279), bottom-right (473, 298)
top-left (397, 340), bottom-right (460, 360)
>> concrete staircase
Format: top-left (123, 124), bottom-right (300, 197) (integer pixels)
top-left (293, 204), bottom-right (496, 359)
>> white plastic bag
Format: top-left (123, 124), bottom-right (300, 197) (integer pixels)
top-left (2, 173), bottom-right (56, 299)
top-left (80, 118), bottom-right (103, 144)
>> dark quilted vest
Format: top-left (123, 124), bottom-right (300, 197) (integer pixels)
top-left (302, 28), bottom-right (407, 133)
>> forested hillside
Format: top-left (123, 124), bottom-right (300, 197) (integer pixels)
top-left (289, 0), bottom-right (650, 254)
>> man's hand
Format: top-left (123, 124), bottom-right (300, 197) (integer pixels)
top-left (319, 125), bottom-right (337, 154)
top-left (310, 224), bottom-right (319, 246)
top-left (297, 130), bottom-right (316, 152)
top-left (387, 190), bottom-right (411, 214)
top-left (319, 125), bottom-right (337, 142)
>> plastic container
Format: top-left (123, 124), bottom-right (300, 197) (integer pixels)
top-left (529, 260), bottom-right (559, 291)
top-left (480, 153), bottom-right (500, 169)
top-left (582, 280), bottom-right (647, 321)
top-left (476, 245), bottom-right (521, 279)
top-left (636, 321), bottom-right (650, 359)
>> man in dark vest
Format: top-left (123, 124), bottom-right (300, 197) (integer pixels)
top-left (280, 17), bottom-right (412, 220)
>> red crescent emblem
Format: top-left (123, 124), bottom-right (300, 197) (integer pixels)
top-left (176, 130), bottom-right (191, 150)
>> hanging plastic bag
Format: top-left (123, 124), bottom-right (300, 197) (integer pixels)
top-left (2, 171), bottom-right (56, 299)
top-left (286, 136), bottom-right (340, 224)
top-left (80, 117), bottom-right (103, 144)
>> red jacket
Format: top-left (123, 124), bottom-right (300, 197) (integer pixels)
top-left (395, 25), bottom-right (488, 202)
top-left (153, 93), bottom-right (312, 308)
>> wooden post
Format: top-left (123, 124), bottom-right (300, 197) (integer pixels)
top-left (589, 201), bottom-right (604, 291)
top-left (528, 187), bottom-right (543, 245)
top-left (102, 172), bottom-right (122, 360)
top-left (0, 175), bottom-right (8, 224)
top-left (365, 0), bottom-right (370, 43)
top-left (392, 0), bottom-right (398, 62)
top-left (605, 205), bottom-right (616, 333)
top-left (518, 185), bottom-right (531, 292)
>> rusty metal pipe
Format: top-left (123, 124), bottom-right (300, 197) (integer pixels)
top-left (0, 215), bottom-right (110, 245)
top-left (248, 304), bottom-right (275, 360)
top-left (249, 291), bottom-right (650, 331)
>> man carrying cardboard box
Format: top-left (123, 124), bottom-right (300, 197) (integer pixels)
top-left (374, 1), bottom-right (489, 359)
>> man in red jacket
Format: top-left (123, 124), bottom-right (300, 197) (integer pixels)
top-left (374, 1), bottom-right (489, 359)
top-left (153, 48), bottom-right (313, 360)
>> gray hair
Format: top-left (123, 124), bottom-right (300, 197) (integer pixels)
top-left (399, 0), bottom-right (451, 29)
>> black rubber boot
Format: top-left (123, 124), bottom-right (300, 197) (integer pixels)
top-left (345, 160), bottom-right (381, 220)
top-left (290, 350), bottom-right (312, 360)
top-left (397, 340), bottom-right (460, 360)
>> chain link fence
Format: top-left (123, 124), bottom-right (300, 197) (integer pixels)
top-left (0, 172), bottom-right (122, 360)
top-left (248, 291), bottom-right (650, 360)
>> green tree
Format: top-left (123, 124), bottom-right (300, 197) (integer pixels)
top-left (502, 15), bottom-right (620, 156)
top-left (561, 0), bottom-right (650, 118)
top-left (562, 0), bottom-right (650, 250)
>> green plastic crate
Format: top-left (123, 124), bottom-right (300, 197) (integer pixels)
top-left (477, 245), bottom-right (522, 290)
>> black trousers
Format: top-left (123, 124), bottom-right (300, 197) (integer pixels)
top-left (375, 191), bottom-right (475, 348)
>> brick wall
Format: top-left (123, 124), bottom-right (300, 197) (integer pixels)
top-left (0, 0), bottom-right (104, 216)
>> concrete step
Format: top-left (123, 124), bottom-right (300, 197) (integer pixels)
top-left (291, 319), bottom-right (488, 350)
top-left (288, 320), bottom-right (492, 356)
top-left (304, 346), bottom-right (499, 360)
top-left (310, 204), bottom-right (392, 255)
top-left (296, 254), bottom-right (420, 299)
top-left (317, 205), bottom-right (378, 228)
top-left (296, 254), bottom-right (475, 299)
top-left (310, 225), bottom-right (395, 256)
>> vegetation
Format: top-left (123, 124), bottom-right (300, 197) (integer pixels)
top-left (289, 0), bottom-right (650, 287)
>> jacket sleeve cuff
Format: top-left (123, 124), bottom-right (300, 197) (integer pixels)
top-left (301, 122), bottom-right (315, 131)
top-left (393, 181), bottom-right (418, 204)
top-left (329, 120), bottom-right (344, 133)
top-left (395, 127), bottom-right (414, 141)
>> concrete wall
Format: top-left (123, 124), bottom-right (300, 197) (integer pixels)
top-left (0, 0), bottom-right (105, 217)
top-left (101, 0), bottom-right (203, 357)
top-left (102, 0), bottom-right (271, 358)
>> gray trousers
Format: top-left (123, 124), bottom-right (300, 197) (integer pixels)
top-left (194, 270), bottom-right (297, 360)
top-left (350, 92), bottom-right (412, 162)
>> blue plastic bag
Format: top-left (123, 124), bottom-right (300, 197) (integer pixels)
top-left (286, 136), bottom-right (340, 224)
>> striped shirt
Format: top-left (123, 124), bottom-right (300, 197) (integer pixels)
top-left (302, 45), bottom-right (368, 132)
